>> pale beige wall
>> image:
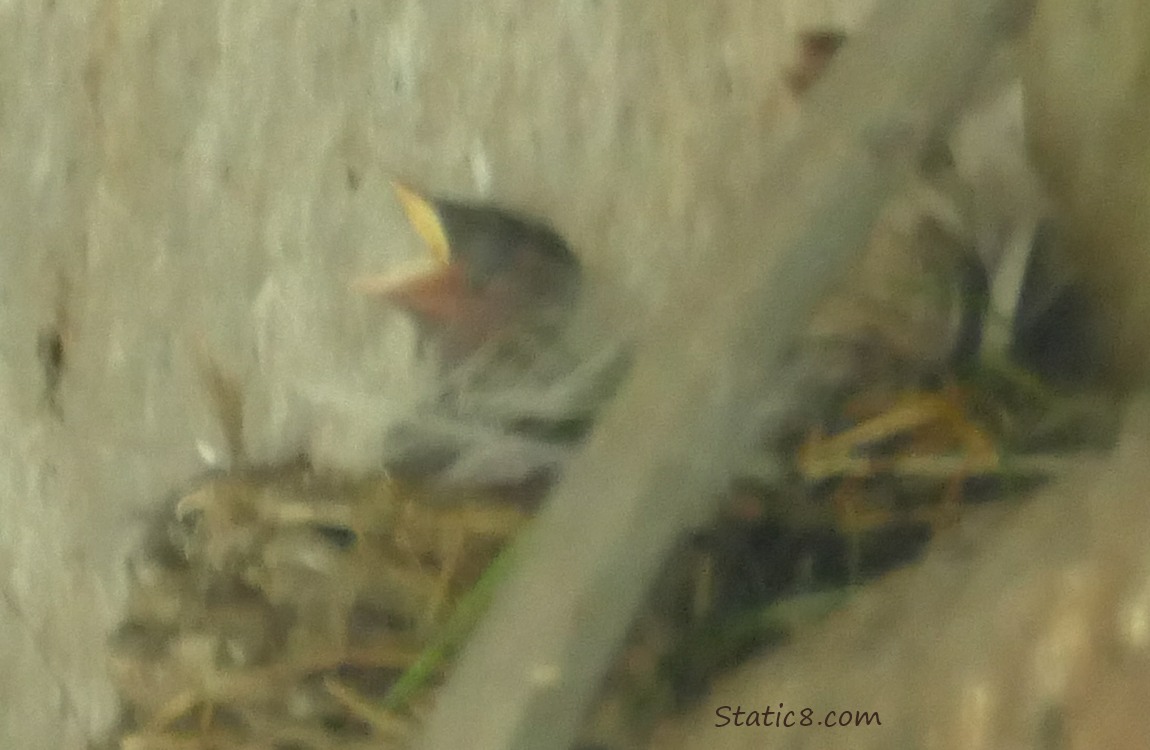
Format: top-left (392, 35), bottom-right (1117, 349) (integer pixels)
top-left (0, 1), bottom-right (820, 746)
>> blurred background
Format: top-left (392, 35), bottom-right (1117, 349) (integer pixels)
top-left (1, 0), bottom-right (1147, 748)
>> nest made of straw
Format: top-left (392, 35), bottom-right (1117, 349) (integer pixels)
top-left (104, 455), bottom-right (532, 750)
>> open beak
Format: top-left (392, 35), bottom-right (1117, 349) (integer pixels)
top-left (355, 181), bottom-right (581, 359)
top-left (352, 259), bottom-right (472, 325)
top-left (388, 181), bottom-right (452, 266)
top-left (352, 182), bottom-right (475, 328)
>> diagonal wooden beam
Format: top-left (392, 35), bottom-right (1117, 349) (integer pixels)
top-left (418, 1), bottom-right (1035, 748)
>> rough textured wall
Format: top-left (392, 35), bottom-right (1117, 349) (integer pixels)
top-left (0, 1), bottom-right (853, 746)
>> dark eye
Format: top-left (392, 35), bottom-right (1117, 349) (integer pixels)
top-left (312, 524), bottom-right (358, 550)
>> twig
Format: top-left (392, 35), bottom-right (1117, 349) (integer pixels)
top-left (739, 449), bottom-right (1104, 484)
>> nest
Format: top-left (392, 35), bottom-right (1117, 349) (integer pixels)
top-left (104, 458), bottom-right (531, 749)
top-left (98, 323), bottom-right (1115, 750)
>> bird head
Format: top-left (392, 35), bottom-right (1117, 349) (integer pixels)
top-left (355, 183), bottom-right (582, 360)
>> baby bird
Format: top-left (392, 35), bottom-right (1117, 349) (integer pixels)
top-left (355, 184), bottom-right (628, 485)
top-left (355, 183), bottom-right (582, 363)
